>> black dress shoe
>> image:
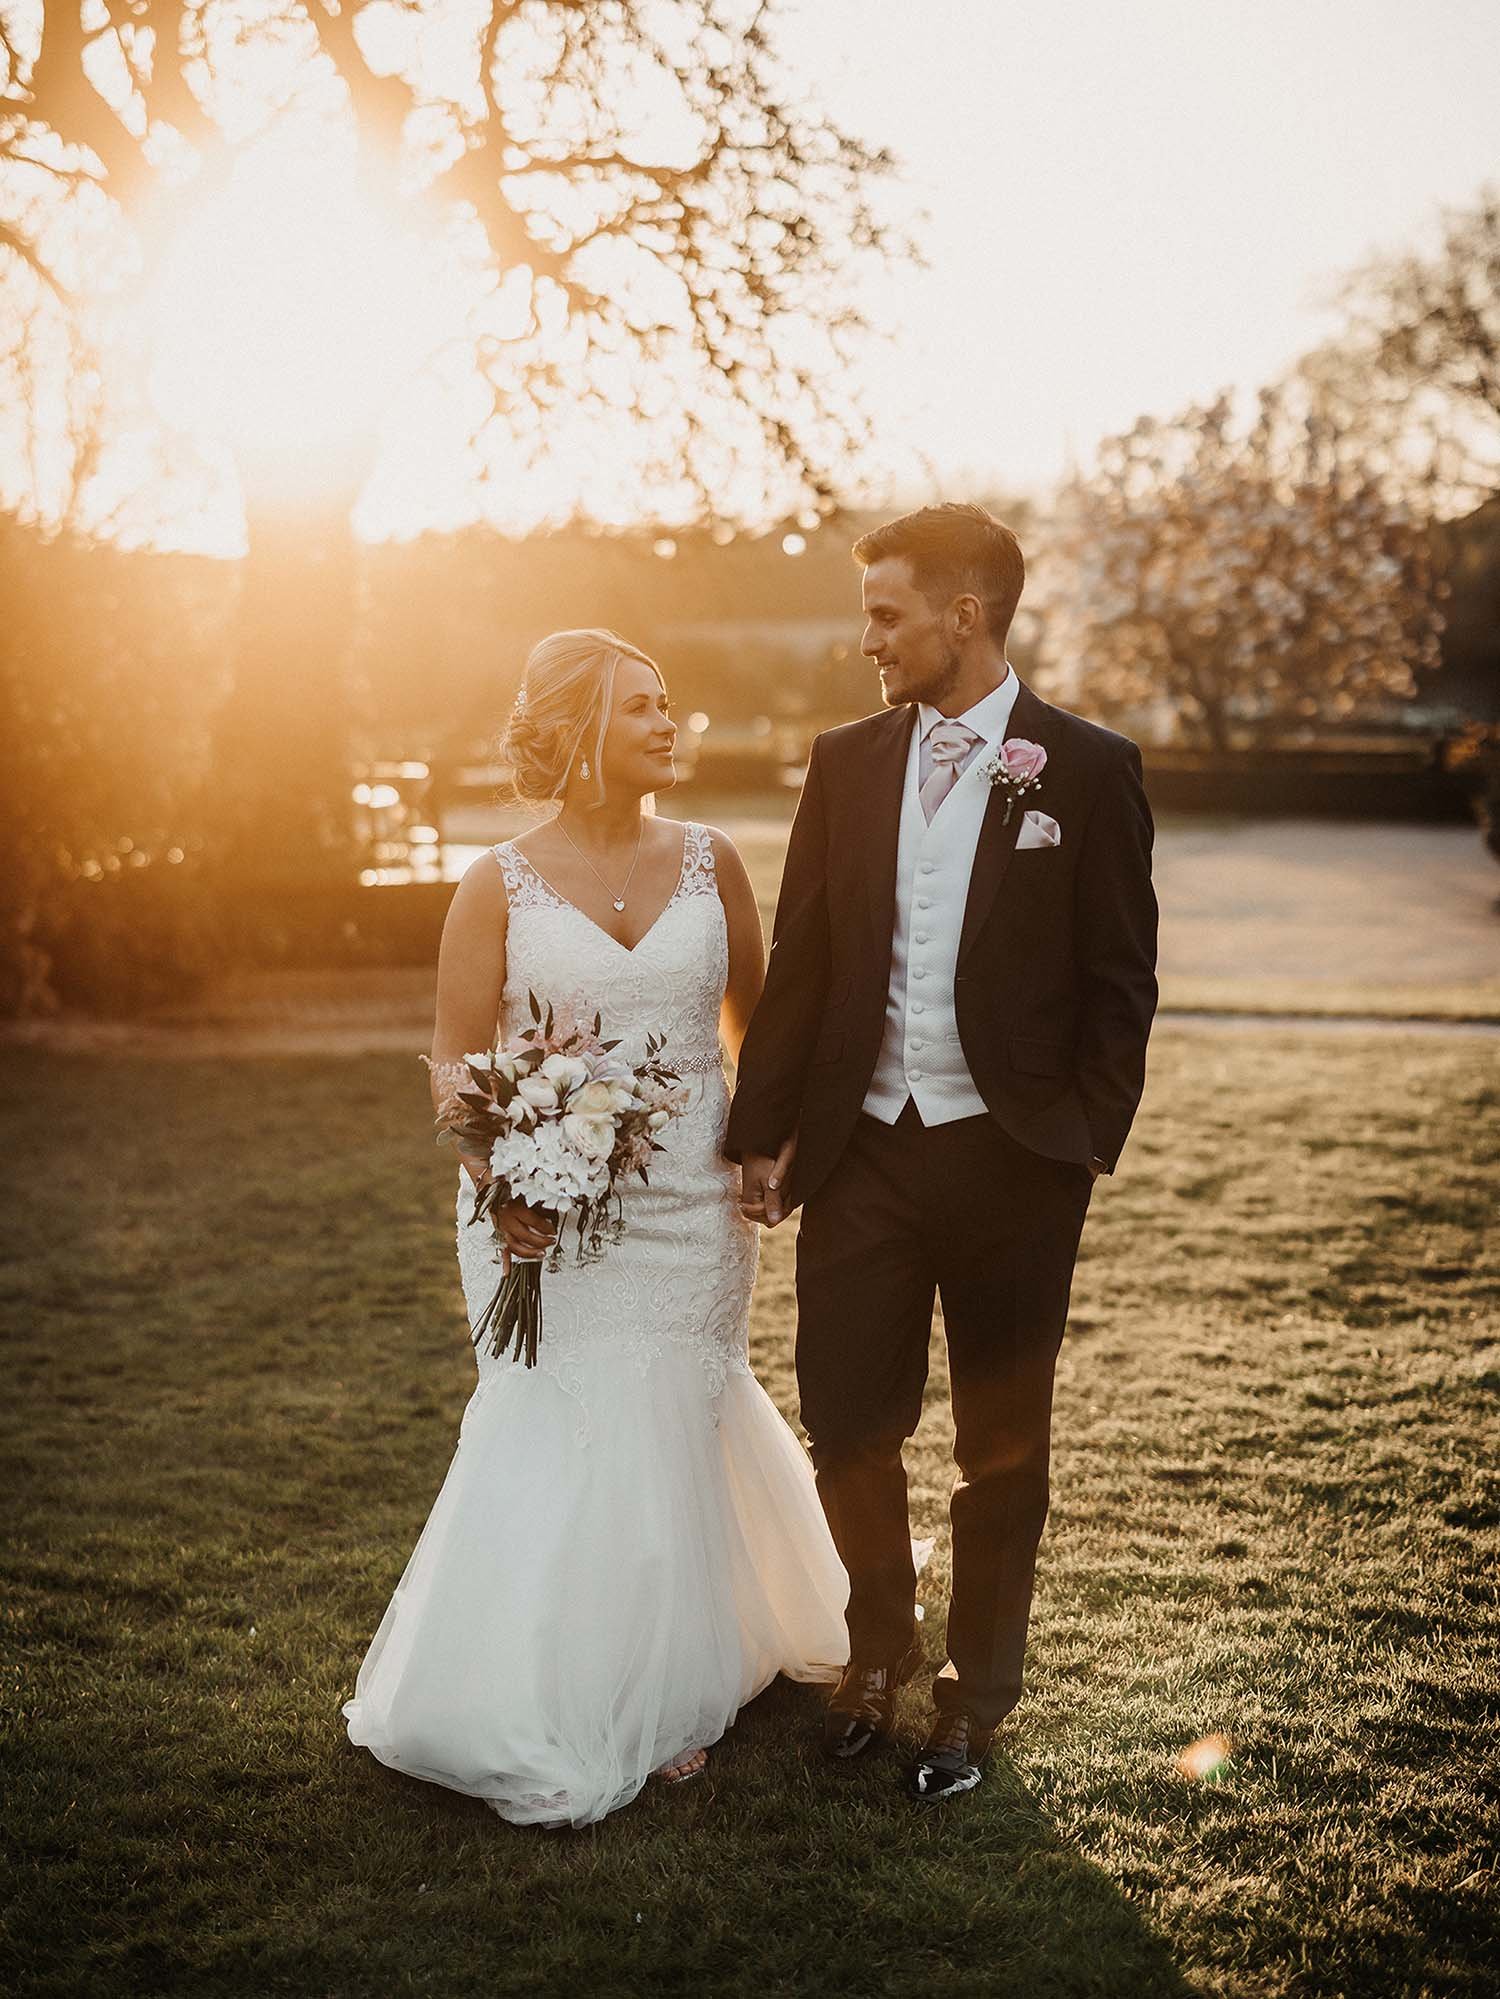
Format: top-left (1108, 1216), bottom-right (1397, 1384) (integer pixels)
top-left (822, 1639), bottom-right (924, 1761)
top-left (907, 1707), bottom-right (996, 1802)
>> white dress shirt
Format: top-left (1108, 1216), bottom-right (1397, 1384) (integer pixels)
top-left (861, 672), bottom-right (1022, 1127)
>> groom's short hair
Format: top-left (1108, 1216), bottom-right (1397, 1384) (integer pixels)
top-left (852, 504), bottom-right (1025, 640)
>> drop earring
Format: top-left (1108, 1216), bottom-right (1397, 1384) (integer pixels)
top-left (580, 758), bottom-right (591, 780)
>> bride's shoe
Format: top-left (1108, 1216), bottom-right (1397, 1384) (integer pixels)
top-left (653, 1746), bottom-right (709, 1785)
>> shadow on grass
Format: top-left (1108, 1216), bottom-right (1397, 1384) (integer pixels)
top-left (281, 1676), bottom-right (1197, 1999)
top-left (6, 1647), bottom-right (1196, 1999)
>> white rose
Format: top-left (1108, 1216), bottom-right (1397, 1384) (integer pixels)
top-left (541, 1053), bottom-right (591, 1095)
top-left (491, 1050), bottom-right (520, 1083)
top-left (517, 1075), bottom-right (559, 1112)
top-left (647, 1109), bottom-right (671, 1131)
top-left (566, 1079), bottom-right (617, 1115)
top-left (562, 1112), bottom-right (616, 1160)
top-left (466, 1051), bottom-right (494, 1071)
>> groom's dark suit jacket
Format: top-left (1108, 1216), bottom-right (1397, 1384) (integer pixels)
top-left (724, 680), bottom-right (1159, 1206)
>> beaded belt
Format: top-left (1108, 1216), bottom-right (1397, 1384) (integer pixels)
top-left (674, 1047), bottom-right (724, 1074)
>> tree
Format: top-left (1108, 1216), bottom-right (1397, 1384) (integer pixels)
top-left (4, 0), bottom-right (899, 525)
top-left (1296, 185), bottom-right (1500, 512)
top-left (1, 1), bottom-right (902, 887)
top-left (1040, 388), bottom-right (1445, 752)
top-left (0, 517), bottom-right (233, 1013)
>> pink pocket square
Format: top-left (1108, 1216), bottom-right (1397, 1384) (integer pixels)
top-left (1015, 810), bottom-right (1061, 850)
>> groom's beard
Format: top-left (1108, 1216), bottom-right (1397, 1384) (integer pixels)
top-left (901, 640), bottom-right (963, 709)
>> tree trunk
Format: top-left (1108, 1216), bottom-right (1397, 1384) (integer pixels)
top-left (211, 492), bottom-right (361, 894)
top-left (1164, 632), bottom-right (1232, 754)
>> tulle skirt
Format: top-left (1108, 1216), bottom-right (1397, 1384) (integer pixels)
top-left (341, 1340), bottom-right (850, 1827)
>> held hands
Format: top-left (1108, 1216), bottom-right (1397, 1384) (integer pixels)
top-left (738, 1131), bottom-right (799, 1229)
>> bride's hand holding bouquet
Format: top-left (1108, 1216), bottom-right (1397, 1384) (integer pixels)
top-left (426, 993), bottom-right (690, 1368)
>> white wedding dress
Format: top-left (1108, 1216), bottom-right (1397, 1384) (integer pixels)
top-left (342, 821), bottom-right (849, 1826)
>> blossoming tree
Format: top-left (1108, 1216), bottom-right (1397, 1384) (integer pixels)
top-left (1300, 186), bottom-right (1500, 514)
top-left (1039, 388), bottom-right (1445, 751)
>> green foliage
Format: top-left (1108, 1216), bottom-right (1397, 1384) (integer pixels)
top-left (2, 1032), bottom-right (1496, 1997)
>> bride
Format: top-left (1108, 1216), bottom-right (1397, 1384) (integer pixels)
top-left (342, 628), bottom-right (849, 1826)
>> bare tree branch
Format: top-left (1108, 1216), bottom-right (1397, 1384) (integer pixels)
top-left (2, 0), bottom-right (906, 536)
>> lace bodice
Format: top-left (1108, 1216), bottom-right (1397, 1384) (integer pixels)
top-left (454, 819), bottom-right (755, 1442)
top-left (490, 820), bottom-right (726, 1072)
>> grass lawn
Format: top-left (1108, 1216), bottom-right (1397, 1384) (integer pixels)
top-left (2, 1032), bottom-right (1497, 1998)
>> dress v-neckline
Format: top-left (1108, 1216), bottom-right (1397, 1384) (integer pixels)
top-left (505, 824), bottom-right (691, 956)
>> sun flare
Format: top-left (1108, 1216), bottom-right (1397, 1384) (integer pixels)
top-left (145, 148), bottom-right (441, 493)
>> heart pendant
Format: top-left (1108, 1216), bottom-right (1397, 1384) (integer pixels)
top-left (613, 898), bottom-right (626, 911)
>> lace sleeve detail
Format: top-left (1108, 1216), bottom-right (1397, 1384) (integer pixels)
top-left (679, 822), bottom-right (719, 899)
top-left (491, 841), bottom-right (566, 912)
top-left (422, 1055), bottom-right (469, 1115)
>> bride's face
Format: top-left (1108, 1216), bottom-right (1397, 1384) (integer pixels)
top-left (600, 657), bottom-right (678, 798)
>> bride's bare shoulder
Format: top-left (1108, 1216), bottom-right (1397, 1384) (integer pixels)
top-left (446, 848), bottom-right (511, 922)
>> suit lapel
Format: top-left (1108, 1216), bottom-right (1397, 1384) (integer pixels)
top-left (956, 678), bottom-right (1050, 967)
top-left (864, 705), bottom-right (918, 955)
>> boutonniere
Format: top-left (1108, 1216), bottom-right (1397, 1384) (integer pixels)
top-left (976, 739), bottom-right (1047, 825)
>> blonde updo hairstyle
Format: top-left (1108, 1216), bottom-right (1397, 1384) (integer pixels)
top-left (501, 628), bottom-right (664, 813)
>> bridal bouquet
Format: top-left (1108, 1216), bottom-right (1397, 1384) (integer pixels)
top-left (426, 995), bottom-right (689, 1368)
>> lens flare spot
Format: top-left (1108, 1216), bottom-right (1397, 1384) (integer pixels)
top-left (1176, 1733), bottom-right (1233, 1781)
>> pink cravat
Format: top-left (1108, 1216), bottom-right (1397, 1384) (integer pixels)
top-left (918, 721), bottom-right (981, 823)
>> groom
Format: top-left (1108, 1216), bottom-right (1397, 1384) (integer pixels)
top-left (726, 503), bottom-right (1158, 1802)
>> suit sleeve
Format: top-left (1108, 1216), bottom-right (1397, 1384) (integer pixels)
top-left (1072, 740), bottom-right (1158, 1172)
top-left (722, 736), bottom-right (833, 1161)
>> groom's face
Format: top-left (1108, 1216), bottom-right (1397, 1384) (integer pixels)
top-left (860, 556), bottom-right (961, 708)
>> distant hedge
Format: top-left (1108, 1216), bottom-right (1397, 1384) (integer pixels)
top-left (1136, 746), bottom-right (1476, 821)
top-left (0, 524), bottom-right (237, 1016)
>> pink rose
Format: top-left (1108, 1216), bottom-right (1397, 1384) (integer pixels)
top-left (998, 738), bottom-right (1047, 785)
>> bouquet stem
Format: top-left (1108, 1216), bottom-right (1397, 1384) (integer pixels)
top-left (470, 1256), bottom-right (544, 1367)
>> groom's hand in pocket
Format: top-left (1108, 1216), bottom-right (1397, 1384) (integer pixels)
top-left (739, 1132), bottom-right (798, 1228)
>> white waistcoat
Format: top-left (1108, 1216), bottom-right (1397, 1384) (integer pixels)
top-left (861, 698), bottom-right (1014, 1127)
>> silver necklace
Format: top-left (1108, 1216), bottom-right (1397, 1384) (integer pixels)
top-left (556, 817), bottom-right (643, 912)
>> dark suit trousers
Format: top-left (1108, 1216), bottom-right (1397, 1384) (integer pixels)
top-left (794, 1099), bottom-right (1093, 1730)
